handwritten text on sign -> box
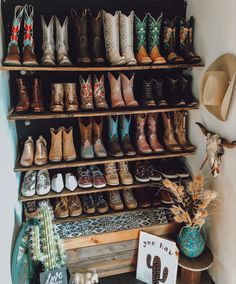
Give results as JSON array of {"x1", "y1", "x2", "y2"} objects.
[{"x1": 40, "y1": 267, "x2": 68, "y2": 284}]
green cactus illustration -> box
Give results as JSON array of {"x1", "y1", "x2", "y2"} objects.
[
  {"x1": 146, "y1": 254, "x2": 169, "y2": 284},
  {"x1": 30, "y1": 201, "x2": 65, "y2": 271}
]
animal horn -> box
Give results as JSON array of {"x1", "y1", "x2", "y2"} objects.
[
  {"x1": 196, "y1": 122, "x2": 210, "y2": 136},
  {"x1": 221, "y1": 139, "x2": 236, "y2": 149}
]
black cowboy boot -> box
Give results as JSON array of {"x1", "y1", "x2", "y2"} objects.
[
  {"x1": 165, "y1": 76, "x2": 185, "y2": 106},
  {"x1": 141, "y1": 79, "x2": 156, "y2": 107},
  {"x1": 152, "y1": 78, "x2": 168, "y2": 106},
  {"x1": 180, "y1": 75, "x2": 198, "y2": 106}
]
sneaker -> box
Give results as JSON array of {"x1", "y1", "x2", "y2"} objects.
[
  {"x1": 24, "y1": 200, "x2": 39, "y2": 219},
  {"x1": 122, "y1": 189, "x2": 137, "y2": 209},
  {"x1": 104, "y1": 163, "x2": 119, "y2": 186},
  {"x1": 134, "y1": 188, "x2": 152, "y2": 208},
  {"x1": 108, "y1": 191, "x2": 124, "y2": 211},
  {"x1": 65, "y1": 173, "x2": 77, "y2": 191},
  {"x1": 81, "y1": 194, "x2": 96, "y2": 214},
  {"x1": 93, "y1": 192, "x2": 109, "y2": 214},
  {"x1": 77, "y1": 166, "x2": 92, "y2": 188},
  {"x1": 51, "y1": 173, "x2": 64, "y2": 193},
  {"x1": 160, "y1": 189, "x2": 174, "y2": 204},
  {"x1": 68, "y1": 195, "x2": 82, "y2": 217},
  {"x1": 135, "y1": 161, "x2": 150, "y2": 182},
  {"x1": 175, "y1": 158, "x2": 191, "y2": 178},
  {"x1": 54, "y1": 197, "x2": 69, "y2": 218},
  {"x1": 144, "y1": 161, "x2": 162, "y2": 181},
  {"x1": 157, "y1": 159, "x2": 178, "y2": 179},
  {"x1": 89, "y1": 166, "x2": 106, "y2": 188},
  {"x1": 21, "y1": 171, "x2": 37, "y2": 197},
  {"x1": 118, "y1": 162, "x2": 133, "y2": 185},
  {"x1": 36, "y1": 170, "x2": 50, "y2": 195}
]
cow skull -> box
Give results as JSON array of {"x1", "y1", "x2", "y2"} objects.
[{"x1": 196, "y1": 122, "x2": 236, "y2": 177}]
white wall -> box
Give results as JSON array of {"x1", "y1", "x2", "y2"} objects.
[{"x1": 187, "y1": 1, "x2": 236, "y2": 283}]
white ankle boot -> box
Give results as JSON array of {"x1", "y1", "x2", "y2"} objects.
[{"x1": 41, "y1": 16, "x2": 55, "y2": 66}]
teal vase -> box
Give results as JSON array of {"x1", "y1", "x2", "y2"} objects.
[{"x1": 177, "y1": 226, "x2": 205, "y2": 258}]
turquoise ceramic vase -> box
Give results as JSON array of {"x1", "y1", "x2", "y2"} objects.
[{"x1": 177, "y1": 226, "x2": 205, "y2": 258}]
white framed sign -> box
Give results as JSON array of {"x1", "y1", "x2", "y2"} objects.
[{"x1": 136, "y1": 231, "x2": 179, "y2": 284}]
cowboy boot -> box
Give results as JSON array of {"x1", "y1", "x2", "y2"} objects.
[
  {"x1": 31, "y1": 79, "x2": 44, "y2": 112},
  {"x1": 141, "y1": 79, "x2": 156, "y2": 107},
  {"x1": 134, "y1": 14, "x2": 152, "y2": 65},
  {"x1": 20, "y1": 136, "x2": 34, "y2": 167},
  {"x1": 71, "y1": 9, "x2": 91, "y2": 64},
  {"x1": 93, "y1": 117, "x2": 108, "y2": 158},
  {"x1": 135, "y1": 114, "x2": 152, "y2": 154},
  {"x1": 49, "y1": 127, "x2": 63, "y2": 162},
  {"x1": 108, "y1": 72, "x2": 125, "y2": 108},
  {"x1": 120, "y1": 115, "x2": 136, "y2": 156},
  {"x1": 147, "y1": 13, "x2": 166, "y2": 65},
  {"x1": 51, "y1": 83, "x2": 64, "y2": 112},
  {"x1": 121, "y1": 73, "x2": 139, "y2": 108},
  {"x1": 152, "y1": 78, "x2": 168, "y2": 106},
  {"x1": 180, "y1": 75, "x2": 198, "y2": 106},
  {"x1": 34, "y1": 136, "x2": 48, "y2": 165},
  {"x1": 63, "y1": 126, "x2": 77, "y2": 161},
  {"x1": 147, "y1": 113, "x2": 165, "y2": 153},
  {"x1": 64, "y1": 83, "x2": 79, "y2": 111},
  {"x1": 119, "y1": 11, "x2": 137, "y2": 65},
  {"x1": 165, "y1": 76, "x2": 185, "y2": 106},
  {"x1": 4, "y1": 6, "x2": 24, "y2": 66},
  {"x1": 108, "y1": 116, "x2": 124, "y2": 157},
  {"x1": 102, "y1": 11, "x2": 126, "y2": 66},
  {"x1": 22, "y1": 5, "x2": 38, "y2": 66},
  {"x1": 78, "y1": 118, "x2": 94, "y2": 159},
  {"x1": 79, "y1": 75, "x2": 94, "y2": 110},
  {"x1": 88, "y1": 10, "x2": 105, "y2": 64},
  {"x1": 179, "y1": 16, "x2": 201, "y2": 64},
  {"x1": 15, "y1": 78, "x2": 30, "y2": 112},
  {"x1": 163, "y1": 18, "x2": 184, "y2": 64},
  {"x1": 161, "y1": 112, "x2": 182, "y2": 152},
  {"x1": 41, "y1": 16, "x2": 56, "y2": 66},
  {"x1": 93, "y1": 75, "x2": 109, "y2": 110},
  {"x1": 55, "y1": 16, "x2": 72, "y2": 66},
  {"x1": 173, "y1": 111, "x2": 196, "y2": 151}
]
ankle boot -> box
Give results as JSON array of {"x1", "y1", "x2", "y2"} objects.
[
  {"x1": 121, "y1": 73, "x2": 139, "y2": 108},
  {"x1": 108, "y1": 116, "x2": 124, "y2": 157},
  {"x1": 71, "y1": 9, "x2": 91, "y2": 64},
  {"x1": 64, "y1": 83, "x2": 79, "y2": 111},
  {"x1": 152, "y1": 79, "x2": 168, "y2": 106},
  {"x1": 49, "y1": 127, "x2": 63, "y2": 162},
  {"x1": 34, "y1": 136, "x2": 48, "y2": 165},
  {"x1": 31, "y1": 79, "x2": 44, "y2": 112},
  {"x1": 134, "y1": 14, "x2": 152, "y2": 65},
  {"x1": 55, "y1": 16, "x2": 72, "y2": 66},
  {"x1": 15, "y1": 78, "x2": 30, "y2": 112},
  {"x1": 88, "y1": 10, "x2": 105, "y2": 64},
  {"x1": 108, "y1": 72, "x2": 125, "y2": 108},
  {"x1": 135, "y1": 114, "x2": 152, "y2": 154},
  {"x1": 63, "y1": 126, "x2": 77, "y2": 161},
  {"x1": 102, "y1": 11, "x2": 126, "y2": 66},
  {"x1": 147, "y1": 113, "x2": 165, "y2": 153},
  {"x1": 147, "y1": 13, "x2": 166, "y2": 65},
  {"x1": 79, "y1": 75, "x2": 94, "y2": 110},
  {"x1": 41, "y1": 16, "x2": 56, "y2": 66},
  {"x1": 180, "y1": 75, "x2": 198, "y2": 106},
  {"x1": 165, "y1": 76, "x2": 185, "y2": 106},
  {"x1": 141, "y1": 80, "x2": 156, "y2": 107},
  {"x1": 119, "y1": 11, "x2": 137, "y2": 65},
  {"x1": 173, "y1": 111, "x2": 196, "y2": 151},
  {"x1": 22, "y1": 5, "x2": 38, "y2": 66},
  {"x1": 163, "y1": 18, "x2": 184, "y2": 64},
  {"x1": 120, "y1": 115, "x2": 136, "y2": 156},
  {"x1": 162, "y1": 112, "x2": 182, "y2": 152},
  {"x1": 78, "y1": 118, "x2": 94, "y2": 159},
  {"x1": 20, "y1": 136, "x2": 34, "y2": 167},
  {"x1": 93, "y1": 117, "x2": 108, "y2": 158},
  {"x1": 93, "y1": 75, "x2": 109, "y2": 110},
  {"x1": 51, "y1": 83, "x2": 64, "y2": 112},
  {"x1": 179, "y1": 16, "x2": 201, "y2": 64},
  {"x1": 4, "y1": 5, "x2": 24, "y2": 66}
]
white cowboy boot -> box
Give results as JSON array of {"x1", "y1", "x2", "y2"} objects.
[
  {"x1": 119, "y1": 11, "x2": 137, "y2": 65},
  {"x1": 55, "y1": 16, "x2": 72, "y2": 66},
  {"x1": 102, "y1": 11, "x2": 126, "y2": 66},
  {"x1": 41, "y1": 16, "x2": 55, "y2": 66}
]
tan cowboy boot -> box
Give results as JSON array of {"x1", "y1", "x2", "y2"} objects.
[
  {"x1": 63, "y1": 126, "x2": 77, "y2": 161},
  {"x1": 121, "y1": 73, "x2": 139, "y2": 108},
  {"x1": 135, "y1": 114, "x2": 152, "y2": 154},
  {"x1": 49, "y1": 127, "x2": 63, "y2": 162},
  {"x1": 93, "y1": 117, "x2": 107, "y2": 158},
  {"x1": 162, "y1": 112, "x2": 182, "y2": 152},
  {"x1": 34, "y1": 136, "x2": 48, "y2": 165},
  {"x1": 64, "y1": 83, "x2": 79, "y2": 112},
  {"x1": 108, "y1": 72, "x2": 125, "y2": 109},
  {"x1": 147, "y1": 113, "x2": 165, "y2": 153},
  {"x1": 78, "y1": 118, "x2": 94, "y2": 159},
  {"x1": 51, "y1": 83, "x2": 64, "y2": 112},
  {"x1": 20, "y1": 136, "x2": 34, "y2": 167}
]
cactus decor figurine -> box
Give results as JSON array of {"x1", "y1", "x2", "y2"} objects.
[
  {"x1": 146, "y1": 254, "x2": 169, "y2": 284},
  {"x1": 30, "y1": 201, "x2": 65, "y2": 271}
]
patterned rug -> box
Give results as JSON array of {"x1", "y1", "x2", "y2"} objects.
[{"x1": 56, "y1": 207, "x2": 172, "y2": 239}]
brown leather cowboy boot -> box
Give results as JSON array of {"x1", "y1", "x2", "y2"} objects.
[
  {"x1": 108, "y1": 72, "x2": 125, "y2": 108},
  {"x1": 93, "y1": 117, "x2": 108, "y2": 158},
  {"x1": 51, "y1": 83, "x2": 64, "y2": 112},
  {"x1": 93, "y1": 75, "x2": 109, "y2": 110},
  {"x1": 135, "y1": 114, "x2": 152, "y2": 154},
  {"x1": 121, "y1": 73, "x2": 139, "y2": 108},
  {"x1": 120, "y1": 115, "x2": 136, "y2": 156},
  {"x1": 49, "y1": 127, "x2": 63, "y2": 162},
  {"x1": 64, "y1": 83, "x2": 79, "y2": 112},
  {"x1": 63, "y1": 126, "x2": 77, "y2": 161},
  {"x1": 161, "y1": 112, "x2": 182, "y2": 152},
  {"x1": 79, "y1": 75, "x2": 94, "y2": 110},
  {"x1": 15, "y1": 78, "x2": 30, "y2": 112},
  {"x1": 78, "y1": 118, "x2": 94, "y2": 159},
  {"x1": 31, "y1": 79, "x2": 44, "y2": 112},
  {"x1": 147, "y1": 113, "x2": 165, "y2": 153},
  {"x1": 108, "y1": 116, "x2": 124, "y2": 157}
]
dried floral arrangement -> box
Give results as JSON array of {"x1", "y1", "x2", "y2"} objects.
[{"x1": 162, "y1": 175, "x2": 218, "y2": 227}]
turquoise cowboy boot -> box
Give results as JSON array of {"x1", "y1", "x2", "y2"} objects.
[
  {"x1": 108, "y1": 116, "x2": 124, "y2": 157},
  {"x1": 120, "y1": 115, "x2": 136, "y2": 156}
]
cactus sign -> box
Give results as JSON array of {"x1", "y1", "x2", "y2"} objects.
[{"x1": 136, "y1": 231, "x2": 179, "y2": 284}]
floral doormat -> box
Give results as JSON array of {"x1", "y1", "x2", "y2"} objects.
[{"x1": 55, "y1": 207, "x2": 172, "y2": 239}]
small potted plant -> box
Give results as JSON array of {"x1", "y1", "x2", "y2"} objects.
[{"x1": 162, "y1": 175, "x2": 217, "y2": 258}]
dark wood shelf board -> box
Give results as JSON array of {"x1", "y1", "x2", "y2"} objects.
[{"x1": 15, "y1": 151, "x2": 195, "y2": 172}]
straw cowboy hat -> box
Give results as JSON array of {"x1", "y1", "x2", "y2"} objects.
[{"x1": 200, "y1": 53, "x2": 236, "y2": 121}]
